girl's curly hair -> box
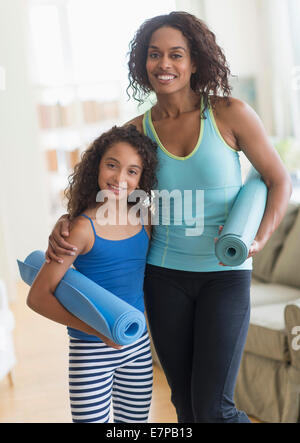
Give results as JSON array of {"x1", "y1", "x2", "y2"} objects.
[
  {"x1": 65, "y1": 125, "x2": 158, "y2": 220},
  {"x1": 127, "y1": 11, "x2": 232, "y2": 115}
]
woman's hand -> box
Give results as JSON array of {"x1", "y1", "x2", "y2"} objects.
[
  {"x1": 246, "y1": 236, "x2": 267, "y2": 259},
  {"x1": 215, "y1": 225, "x2": 266, "y2": 265},
  {"x1": 214, "y1": 225, "x2": 227, "y2": 266},
  {"x1": 45, "y1": 214, "x2": 78, "y2": 263}
]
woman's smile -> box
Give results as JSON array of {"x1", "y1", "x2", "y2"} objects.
[{"x1": 155, "y1": 73, "x2": 177, "y2": 85}]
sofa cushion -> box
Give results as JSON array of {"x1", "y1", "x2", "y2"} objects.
[
  {"x1": 235, "y1": 352, "x2": 292, "y2": 423},
  {"x1": 245, "y1": 303, "x2": 289, "y2": 362},
  {"x1": 250, "y1": 278, "x2": 300, "y2": 307},
  {"x1": 285, "y1": 299, "x2": 300, "y2": 370},
  {"x1": 272, "y1": 208, "x2": 300, "y2": 289},
  {"x1": 252, "y1": 203, "x2": 299, "y2": 282}
]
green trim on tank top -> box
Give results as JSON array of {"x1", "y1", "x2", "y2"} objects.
[
  {"x1": 143, "y1": 102, "x2": 204, "y2": 161},
  {"x1": 161, "y1": 225, "x2": 169, "y2": 267},
  {"x1": 208, "y1": 106, "x2": 240, "y2": 153}
]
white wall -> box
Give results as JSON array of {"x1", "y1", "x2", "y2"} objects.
[
  {"x1": 176, "y1": 0, "x2": 205, "y2": 17},
  {"x1": 202, "y1": 0, "x2": 273, "y2": 134},
  {"x1": 0, "y1": 0, "x2": 50, "y2": 300},
  {"x1": 203, "y1": 0, "x2": 260, "y2": 76}
]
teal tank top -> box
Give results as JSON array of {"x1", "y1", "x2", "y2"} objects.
[{"x1": 143, "y1": 101, "x2": 253, "y2": 272}]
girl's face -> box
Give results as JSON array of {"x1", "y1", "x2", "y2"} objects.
[
  {"x1": 98, "y1": 142, "x2": 143, "y2": 200},
  {"x1": 146, "y1": 26, "x2": 196, "y2": 96}
]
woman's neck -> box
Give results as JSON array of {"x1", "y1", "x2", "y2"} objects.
[{"x1": 153, "y1": 89, "x2": 201, "y2": 119}]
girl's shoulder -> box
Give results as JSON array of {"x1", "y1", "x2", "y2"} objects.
[{"x1": 69, "y1": 215, "x2": 94, "y2": 254}]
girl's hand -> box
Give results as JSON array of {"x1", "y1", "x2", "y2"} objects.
[
  {"x1": 45, "y1": 214, "x2": 78, "y2": 264},
  {"x1": 96, "y1": 332, "x2": 123, "y2": 350}
]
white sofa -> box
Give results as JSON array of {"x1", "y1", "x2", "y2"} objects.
[
  {"x1": 235, "y1": 202, "x2": 300, "y2": 423},
  {"x1": 0, "y1": 280, "x2": 16, "y2": 385}
]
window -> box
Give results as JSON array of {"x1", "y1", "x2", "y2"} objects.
[
  {"x1": 28, "y1": 0, "x2": 177, "y2": 219},
  {"x1": 29, "y1": 0, "x2": 176, "y2": 88}
]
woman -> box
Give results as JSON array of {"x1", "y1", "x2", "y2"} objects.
[{"x1": 46, "y1": 12, "x2": 292, "y2": 423}]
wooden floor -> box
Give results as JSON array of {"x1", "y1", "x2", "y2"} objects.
[{"x1": 0, "y1": 282, "x2": 259, "y2": 423}]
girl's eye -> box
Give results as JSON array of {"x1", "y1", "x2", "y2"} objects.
[
  {"x1": 149, "y1": 53, "x2": 159, "y2": 59},
  {"x1": 129, "y1": 170, "x2": 137, "y2": 175},
  {"x1": 107, "y1": 163, "x2": 115, "y2": 168},
  {"x1": 171, "y1": 54, "x2": 182, "y2": 59}
]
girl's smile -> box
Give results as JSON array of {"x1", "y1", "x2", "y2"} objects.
[{"x1": 107, "y1": 183, "x2": 128, "y2": 195}]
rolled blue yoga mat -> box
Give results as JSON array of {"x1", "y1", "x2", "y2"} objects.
[
  {"x1": 17, "y1": 250, "x2": 146, "y2": 345},
  {"x1": 215, "y1": 167, "x2": 268, "y2": 266}
]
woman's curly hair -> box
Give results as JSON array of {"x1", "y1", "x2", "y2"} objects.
[
  {"x1": 65, "y1": 125, "x2": 158, "y2": 220},
  {"x1": 127, "y1": 11, "x2": 232, "y2": 115}
]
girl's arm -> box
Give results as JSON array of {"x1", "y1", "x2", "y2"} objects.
[
  {"x1": 227, "y1": 98, "x2": 293, "y2": 257},
  {"x1": 27, "y1": 220, "x2": 122, "y2": 349}
]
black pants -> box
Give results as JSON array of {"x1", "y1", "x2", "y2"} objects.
[{"x1": 144, "y1": 264, "x2": 252, "y2": 423}]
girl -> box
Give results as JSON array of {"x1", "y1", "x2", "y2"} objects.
[
  {"x1": 27, "y1": 125, "x2": 158, "y2": 423},
  {"x1": 46, "y1": 12, "x2": 292, "y2": 423}
]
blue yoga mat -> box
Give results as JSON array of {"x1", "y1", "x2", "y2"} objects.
[
  {"x1": 17, "y1": 250, "x2": 146, "y2": 345},
  {"x1": 215, "y1": 167, "x2": 268, "y2": 266}
]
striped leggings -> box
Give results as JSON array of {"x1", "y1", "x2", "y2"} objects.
[{"x1": 68, "y1": 331, "x2": 153, "y2": 423}]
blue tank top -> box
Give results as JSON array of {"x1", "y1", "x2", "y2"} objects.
[
  {"x1": 143, "y1": 101, "x2": 252, "y2": 272},
  {"x1": 68, "y1": 214, "x2": 149, "y2": 341}
]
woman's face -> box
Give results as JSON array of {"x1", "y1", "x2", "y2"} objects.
[{"x1": 146, "y1": 26, "x2": 196, "y2": 96}]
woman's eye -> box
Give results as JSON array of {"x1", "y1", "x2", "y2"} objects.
[
  {"x1": 129, "y1": 170, "x2": 137, "y2": 175},
  {"x1": 149, "y1": 53, "x2": 159, "y2": 59},
  {"x1": 171, "y1": 54, "x2": 182, "y2": 59},
  {"x1": 107, "y1": 163, "x2": 115, "y2": 168}
]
